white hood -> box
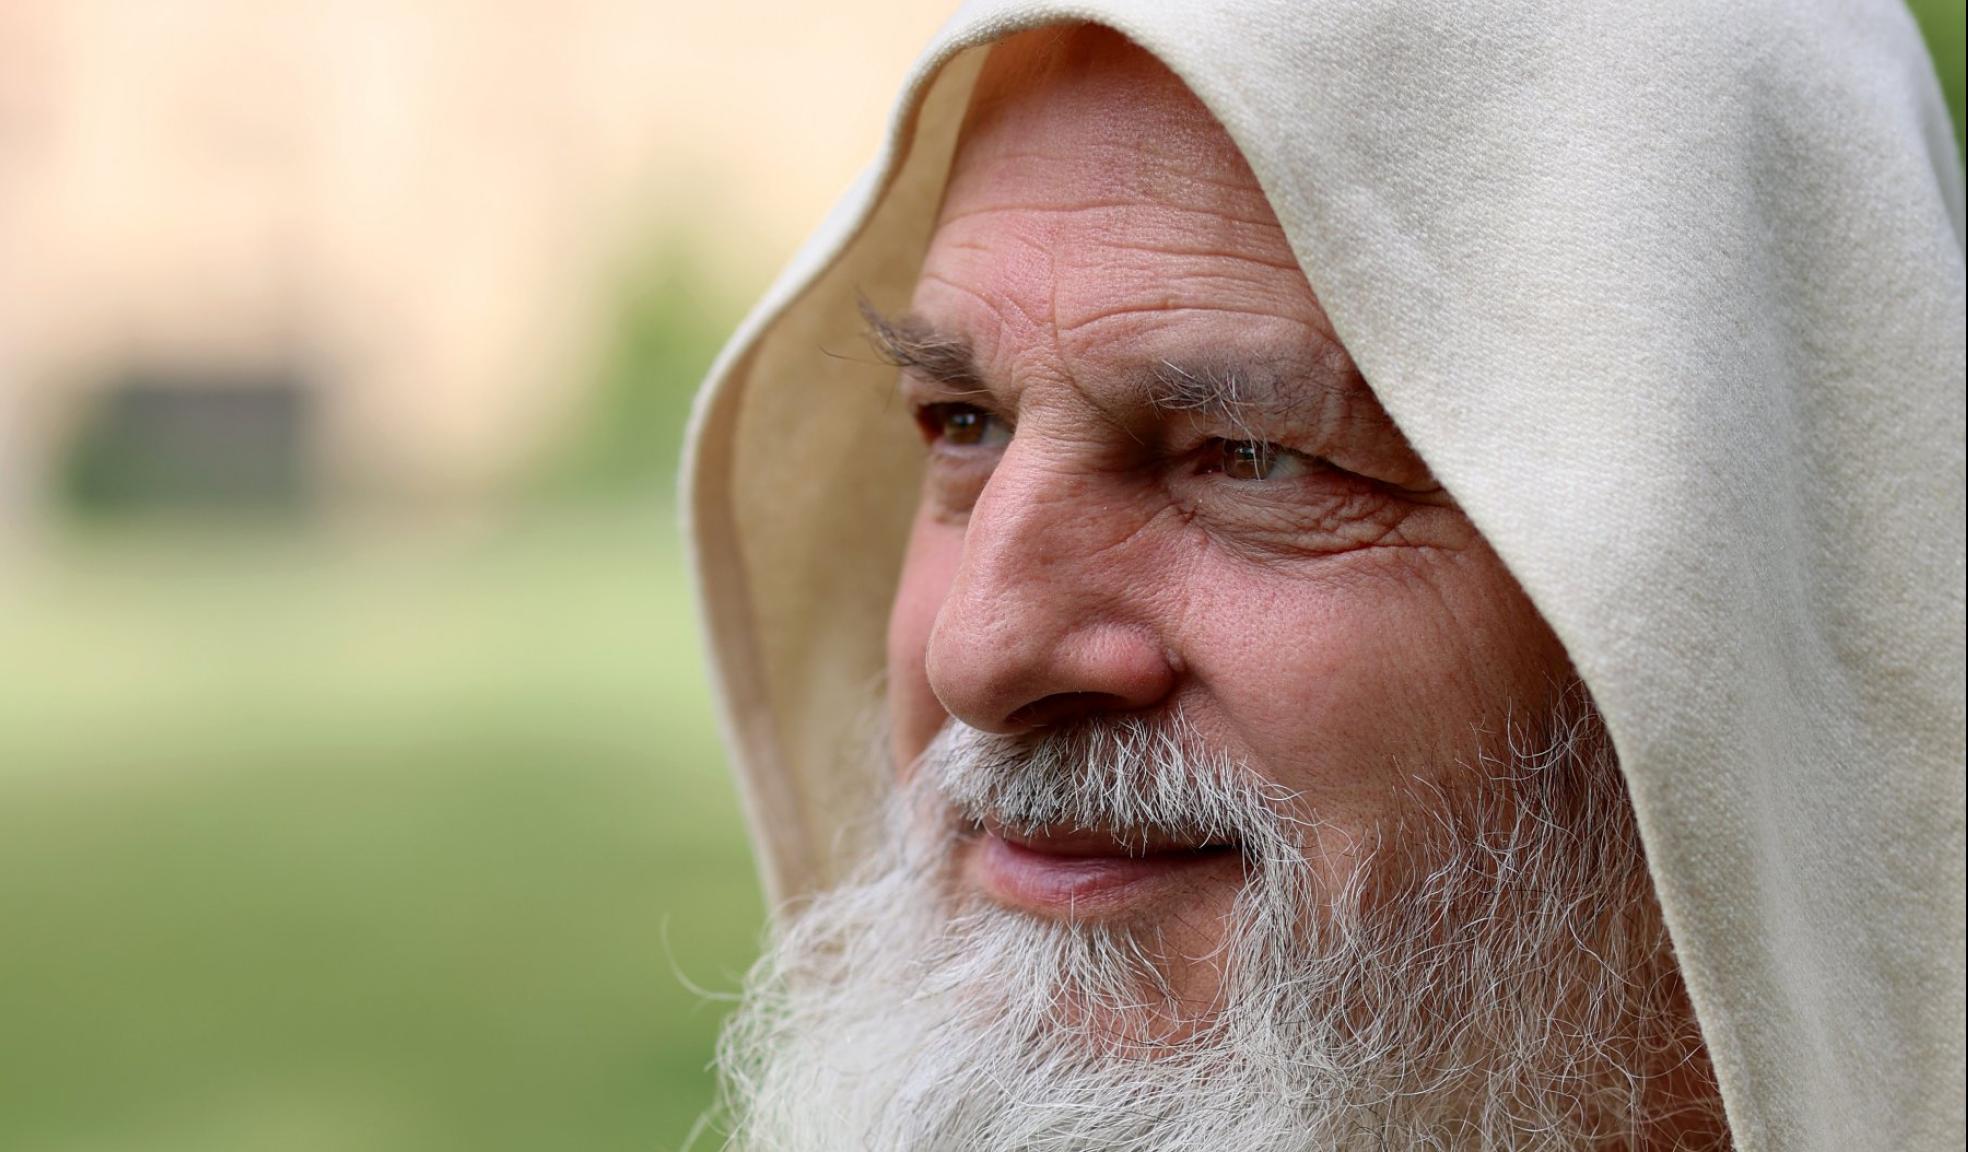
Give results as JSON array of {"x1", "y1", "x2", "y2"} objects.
[{"x1": 683, "y1": 2, "x2": 1967, "y2": 1148}]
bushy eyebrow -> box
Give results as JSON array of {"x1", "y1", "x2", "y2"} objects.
[
  {"x1": 1147, "y1": 360, "x2": 1282, "y2": 443},
  {"x1": 860, "y1": 300, "x2": 985, "y2": 394},
  {"x1": 862, "y1": 299, "x2": 1352, "y2": 442}
]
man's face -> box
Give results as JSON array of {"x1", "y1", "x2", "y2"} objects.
[
  {"x1": 884, "y1": 32, "x2": 1572, "y2": 1002},
  {"x1": 719, "y1": 29, "x2": 1724, "y2": 1152}
]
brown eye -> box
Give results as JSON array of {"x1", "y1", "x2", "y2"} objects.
[
  {"x1": 1215, "y1": 439, "x2": 1303, "y2": 481},
  {"x1": 916, "y1": 403, "x2": 1011, "y2": 448}
]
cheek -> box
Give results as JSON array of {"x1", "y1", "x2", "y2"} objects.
[
  {"x1": 1181, "y1": 547, "x2": 1569, "y2": 808},
  {"x1": 886, "y1": 510, "x2": 963, "y2": 773}
]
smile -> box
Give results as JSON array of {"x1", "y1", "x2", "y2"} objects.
[{"x1": 963, "y1": 817, "x2": 1247, "y2": 919}]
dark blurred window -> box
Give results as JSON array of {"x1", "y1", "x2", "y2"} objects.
[{"x1": 58, "y1": 369, "x2": 313, "y2": 513}]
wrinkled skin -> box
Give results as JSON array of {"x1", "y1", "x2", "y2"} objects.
[{"x1": 885, "y1": 29, "x2": 1576, "y2": 1001}]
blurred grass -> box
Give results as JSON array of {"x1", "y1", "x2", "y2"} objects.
[{"x1": 0, "y1": 503, "x2": 759, "y2": 1152}]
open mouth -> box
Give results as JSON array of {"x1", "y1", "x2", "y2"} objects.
[{"x1": 962, "y1": 816, "x2": 1247, "y2": 917}]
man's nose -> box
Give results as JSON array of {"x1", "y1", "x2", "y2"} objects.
[{"x1": 923, "y1": 445, "x2": 1177, "y2": 733}]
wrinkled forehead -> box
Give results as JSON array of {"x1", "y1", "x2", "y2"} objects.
[
  {"x1": 942, "y1": 26, "x2": 1277, "y2": 268},
  {"x1": 951, "y1": 26, "x2": 1260, "y2": 203},
  {"x1": 914, "y1": 24, "x2": 1364, "y2": 436}
]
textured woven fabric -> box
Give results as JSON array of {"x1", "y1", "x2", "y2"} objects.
[{"x1": 682, "y1": 2, "x2": 1967, "y2": 1147}]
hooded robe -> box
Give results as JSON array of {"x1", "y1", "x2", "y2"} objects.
[{"x1": 683, "y1": 2, "x2": 1968, "y2": 1148}]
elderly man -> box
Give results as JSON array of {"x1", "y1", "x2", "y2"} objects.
[{"x1": 685, "y1": 3, "x2": 1964, "y2": 1150}]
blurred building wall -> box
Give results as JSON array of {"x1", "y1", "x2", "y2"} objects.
[{"x1": 0, "y1": 0, "x2": 952, "y2": 512}]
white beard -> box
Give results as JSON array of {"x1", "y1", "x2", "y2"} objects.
[{"x1": 713, "y1": 706, "x2": 1719, "y2": 1151}]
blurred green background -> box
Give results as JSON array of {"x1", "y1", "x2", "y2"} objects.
[
  {"x1": 0, "y1": 254, "x2": 761, "y2": 1149},
  {"x1": 0, "y1": 4, "x2": 1960, "y2": 1151}
]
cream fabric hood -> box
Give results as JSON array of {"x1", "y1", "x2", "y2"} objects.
[{"x1": 683, "y1": 1, "x2": 1966, "y2": 1147}]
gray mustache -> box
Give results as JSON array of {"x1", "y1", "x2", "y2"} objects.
[{"x1": 912, "y1": 715, "x2": 1304, "y2": 861}]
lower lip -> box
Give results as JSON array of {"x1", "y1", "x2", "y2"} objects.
[{"x1": 966, "y1": 832, "x2": 1244, "y2": 918}]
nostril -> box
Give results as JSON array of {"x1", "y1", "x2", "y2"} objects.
[{"x1": 1006, "y1": 692, "x2": 1139, "y2": 730}]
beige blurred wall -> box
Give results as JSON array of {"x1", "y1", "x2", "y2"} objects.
[{"x1": 0, "y1": 0, "x2": 953, "y2": 511}]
